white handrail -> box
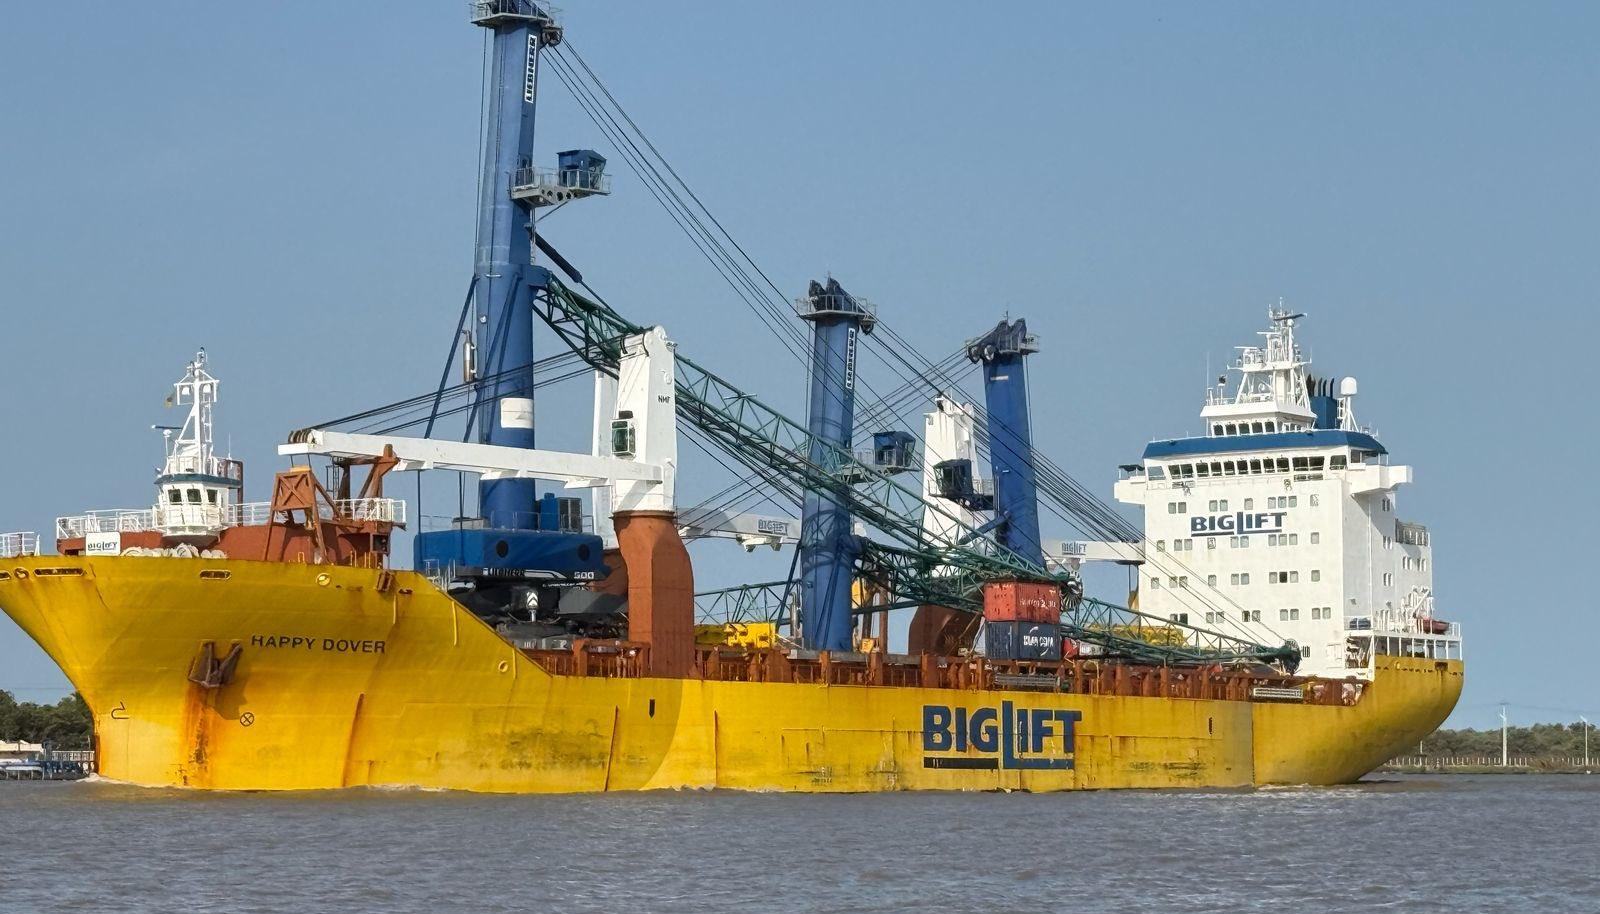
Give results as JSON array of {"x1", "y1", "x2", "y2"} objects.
[
  {"x1": 0, "y1": 532, "x2": 39, "y2": 558},
  {"x1": 56, "y1": 510, "x2": 158, "y2": 539},
  {"x1": 55, "y1": 498, "x2": 406, "y2": 538}
]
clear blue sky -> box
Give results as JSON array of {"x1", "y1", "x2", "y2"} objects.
[{"x1": 1, "y1": 2, "x2": 1594, "y2": 729}]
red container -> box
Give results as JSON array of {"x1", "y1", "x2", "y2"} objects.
[{"x1": 982, "y1": 580, "x2": 1062, "y2": 623}]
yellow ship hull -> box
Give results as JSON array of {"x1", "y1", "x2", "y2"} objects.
[{"x1": 0, "y1": 557, "x2": 1462, "y2": 792}]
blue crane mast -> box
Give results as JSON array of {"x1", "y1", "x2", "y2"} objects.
[
  {"x1": 470, "y1": 1, "x2": 560, "y2": 529},
  {"x1": 412, "y1": 3, "x2": 615, "y2": 617},
  {"x1": 797, "y1": 279, "x2": 874, "y2": 651},
  {"x1": 968, "y1": 319, "x2": 1045, "y2": 569}
]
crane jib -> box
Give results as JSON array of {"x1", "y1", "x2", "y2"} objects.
[{"x1": 522, "y1": 266, "x2": 1292, "y2": 666}]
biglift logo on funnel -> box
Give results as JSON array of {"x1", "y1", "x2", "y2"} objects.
[
  {"x1": 1190, "y1": 510, "x2": 1288, "y2": 537},
  {"x1": 921, "y1": 702, "x2": 1082, "y2": 770}
]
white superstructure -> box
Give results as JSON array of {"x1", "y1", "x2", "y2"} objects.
[
  {"x1": 152, "y1": 350, "x2": 245, "y2": 541},
  {"x1": 1113, "y1": 310, "x2": 1460, "y2": 678}
]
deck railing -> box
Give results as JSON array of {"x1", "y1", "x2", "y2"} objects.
[
  {"x1": 55, "y1": 498, "x2": 406, "y2": 540},
  {"x1": 0, "y1": 532, "x2": 39, "y2": 558},
  {"x1": 55, "y1": 510, "x2": 157, "y2": 539}
]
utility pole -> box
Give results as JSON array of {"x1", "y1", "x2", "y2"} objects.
[
  {"x1": 1581, "y1": 715, "x2": 1590, "y2": 769},
  {"x1": 1500, "y1": 703, "x2": 1509, "y2": 768}
]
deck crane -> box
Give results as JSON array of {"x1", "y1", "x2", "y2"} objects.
[
  {"x1": 284, "y1": 253, "x2": 1297, "y2": 667},
  {"x1": 526, "y1": 263, "x2": 1299, "y2": 667},
  {"x1": 286, "y1": 0, "x2": 1295, "y2": 668}
]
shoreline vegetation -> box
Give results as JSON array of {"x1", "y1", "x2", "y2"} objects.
[
  {"x1": 0, "y1": 690, "x2": 92, "y2": 750},
  {"x1": 1383, "y1": 720, "x2": 1595, "y2": 774}
]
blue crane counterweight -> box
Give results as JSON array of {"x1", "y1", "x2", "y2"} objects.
[
  {"x1": 471, "y1": 2, "x2": 560, "y2": 529},
  {"x1": 798, "y1": 279, "x2": 874, "y2": 651},
  {"x1": 969, "y1": 319, "x2": 1045, "y2": 570}
]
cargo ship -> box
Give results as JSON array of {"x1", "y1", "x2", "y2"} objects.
[{"x1": 0, "y1": 3, "x2": 1460, "y2": 792}]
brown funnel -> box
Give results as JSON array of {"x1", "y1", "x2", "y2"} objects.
[{"x1": 614, "y1": 510, "x2": 695, "y2": 677}]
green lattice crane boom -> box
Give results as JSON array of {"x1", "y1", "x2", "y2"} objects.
[{"x1": 531, "y1": 269, "x2": 1298, "y2": 667}]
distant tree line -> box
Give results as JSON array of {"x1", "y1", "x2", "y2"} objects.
[
  {"x1": 1422, "y1": 721, "x2": 1595, "y2": 758},
  {"x1": 0, "y1": 690, "x2": 93, "y2": 750}
]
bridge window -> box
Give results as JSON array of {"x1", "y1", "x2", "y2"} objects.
[
  {"x1": 1277, "y1": 457, "x2": 1291, "y2": 472},
  {"x1": 1213, "y1": 424, "x2": 1224, "y2": 436},
  {"x1": 1330, "y1": 455, "x2": 1347, "y2": 470},
  {"x1": 186, "y1": 488, "x2": 201, "y2": 504},
  {"x1": 167, "y1": 489, "x2": 182, "y2": 504},
  {"x1": 207, "y1": 490, "x2": 218, "y2": 505}
]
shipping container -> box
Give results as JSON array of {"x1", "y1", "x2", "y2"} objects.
[
  {"x1": 985, "y1": 620, "x2": 1062, "y2": 661},
  {"x1": 982, "y1": 580, "x2": 1063, "y2": 623}
]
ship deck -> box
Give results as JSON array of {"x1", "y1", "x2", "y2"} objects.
[{"x1": 524, "y1": 640, "x2": 1364, "y2": 707}]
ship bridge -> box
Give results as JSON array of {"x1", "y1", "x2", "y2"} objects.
[{"x1": 1110, "y1": 308, "x2": 1456, "y2": 681}]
